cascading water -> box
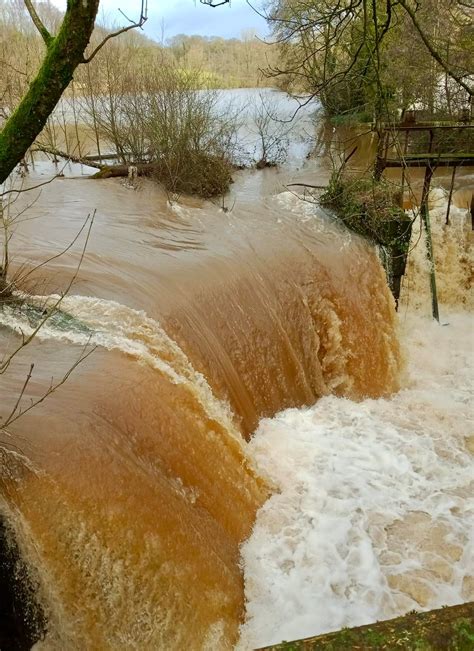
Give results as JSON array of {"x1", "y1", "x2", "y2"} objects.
[
  {"x1": 0, "y1": 170, "x2": 403, "y2": 648},
  {"x1": 238, "y1": 193, "x2": 474, "y2": 649}
]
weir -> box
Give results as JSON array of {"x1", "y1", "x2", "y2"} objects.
[
  {"x1": 1, "y1": 0, "x2": 473, "y2": 642},
  {"x1": 0, "y1": 179, "x2": 403, "y2": 648}
]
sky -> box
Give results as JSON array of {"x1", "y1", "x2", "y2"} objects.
[{"x1": 51, "y1": 1, "x2": 269, "y2": 41}]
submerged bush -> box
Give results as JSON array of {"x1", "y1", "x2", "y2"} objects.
[
  {"x1": 320, "y1": 174, "x2": 411, "y2": 247},
  {"x1": 154, "y1": 151, "x2": 233, "y2": 198},
  {"x1": 320, "y1": 174, "x2": 413, "y2": 302},
  {"x1": 145, "y1": 67, "x2": 237, "y2": 198},
  {"x1": 82, "y1": 62, "x2": 238, "y2": 198}
]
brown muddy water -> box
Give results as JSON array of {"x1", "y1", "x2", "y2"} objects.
[{"x1": 0, "y1": 136, "x2": 472, "y2": 648}]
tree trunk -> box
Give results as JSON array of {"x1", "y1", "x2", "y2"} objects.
[
  {"x1": 91, "y1": 163, "x2": 158, "y2": 179},
  {"x1": 0, "y1": 0, "x2": 100, "y2": 185},
  {"x1": 34, "y1": 145, "x2": 103, "y2": 169}
]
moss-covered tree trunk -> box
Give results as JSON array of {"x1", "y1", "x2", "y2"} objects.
[{"x1": 0, "y1": 0, "x2": 100, "y2": 185}]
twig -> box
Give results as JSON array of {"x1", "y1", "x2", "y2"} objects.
[
  {"x1": 2, "y1": 344, "x2": 96, "y2": 429},
  {"x1": 200, "y1": 0, "x2": 231, "y2": 6},
  {"x1": 1, "y1": 363, "x2": 34, "y2": 427},
  {"x1": 286, "y1": 183, "x2": 327, "y2": 189},
  {"x1": 82, "y1": 0, "x2": 148, "y2": 63},
  {"x1": 1, "y1": 172, "x2": 64, "y2": 198},
  {"x1": 0, "y1": 211, "x2": 95, "y2": 375}
]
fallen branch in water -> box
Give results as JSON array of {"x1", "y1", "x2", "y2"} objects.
[
  {"x1": 31, "y1": 146, "x2": 240, "y2": 197},
  {"x1": 33, "y1": 145, "x2": 103, "y2": 169},
  {"x1": 82, "y1": 153, "x2": 131, "y2": 162},
  {"x1": 90, "y1": 163, "x2": 157, "y2": 179}
]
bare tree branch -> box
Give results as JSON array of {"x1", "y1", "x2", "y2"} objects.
[
  {"x1": 83, "y1": 0, "x2": 148, "y2": 64},
  {"x1": 199, "y1": 0, "x2": 231, "y2": 6},
  {"x1": 33, "y1": 144, "x2": 103, "y2": 169},
  {"x1": 23, "y1": 0, "x2": 53, "y2": 46},
  {"x1": 2, "y1": 363, "x2": 34, "y2": 427},
  {"x1": 397, "y1": 0, "x2": 473, "y2": 97},
  {"x1": 1, "y1": 343, "x2": 96, "y2": 429},
  {"x1": 0, "y1": 210, "x2": 95, "y2": 375},
  {"x1": 0, "y1": 171, "x2": 66, "y2": 199},
  {"x1": 0, "y1": 60, "x2": 28, "y2": 77}
]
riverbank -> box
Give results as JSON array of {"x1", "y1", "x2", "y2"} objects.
[{"x1": 259, "y1": 602, "x2": 474, "y2": 650}]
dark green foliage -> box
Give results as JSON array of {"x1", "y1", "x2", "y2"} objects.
[
  {"x1": 320, "y1": 174, "x2": 411, "y2": 248},
  {"x1": 320, "y1": 173, "x2": 413, "y2": 302}
]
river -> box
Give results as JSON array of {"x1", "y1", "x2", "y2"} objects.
[{"x1": 0, "y1": 89, "x2": 472, "y2": 649}]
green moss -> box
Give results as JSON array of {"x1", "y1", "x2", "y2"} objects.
[
  {"x1": 364, "y1": 627, "x2": 388, "y2": 646},
  {"x1": 0, "y1": 0, "x2": 100, "y2": 183},
  {"x1": 320, "y1": 174, "x2": 411, "y2": 248},
  {"x1": 261, "y1": 603, "x2": 474, "y2": 651},
  {"x1": 451, "y1": 617, "x2": 474, "y2": 650}
]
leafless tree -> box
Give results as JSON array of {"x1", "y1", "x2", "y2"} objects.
[
  {"x1": 0, "y1": 0, "x2": 148, "y2": 184},
  {"x1": 251, "y1": 93, "x2": 292, "y2": 167}
]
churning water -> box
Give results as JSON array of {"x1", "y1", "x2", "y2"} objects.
[
  {"x1": 0, "y1": 104, "x2": 472, "y2": 649},
  {"x1": 0, "y1": 168, "x2": 401, "y2": 648},
  {"x1": 238, "y1": 196, "x2": 474, "y2": 649}
]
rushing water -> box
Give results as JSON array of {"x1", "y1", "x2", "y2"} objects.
[
  {"x1": 238, "y1": 198, "x2": 474, "y2": 648},
  {"x1": 239, "y1": 313, "x2": 473, "y2": 649},
  {"x1": 0, "y1": 179, "x2": 400, "y2": 648},
  {"x1": 0, "y1": 90, "x2": 473, "y2": 648}
]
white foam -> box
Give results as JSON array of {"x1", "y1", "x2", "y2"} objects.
[
  {"x1": 238, "y1": 311, "x2": 474, "y2": 648},
  {"x1": 0, "y1": 294, "x2": 243, "y2": 448},
  {"x1": 401, "y1": 192, "x2": 473, "y2": 312}
]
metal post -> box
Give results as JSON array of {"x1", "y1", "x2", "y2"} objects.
[
  {"x1": 445, "y1": 166, "x2": 456, "y2": 225},
  {"x1": 374, "y1": 130, "x2": 386, "y2": 181},
  {"x1": 420, "y1": 163, "x2": 439, "y2": 322},
  {"x1": 400, "y1": 129, "x2": 409, "y2": 202}
]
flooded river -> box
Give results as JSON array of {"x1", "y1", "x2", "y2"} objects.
[{"x1": 0, "y1": 90, "x2": 472, "y2": 649}]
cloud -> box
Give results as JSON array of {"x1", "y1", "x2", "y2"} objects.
[
  {"x1": 149, "y1": 0, "x2": 268, "y2": 40},
  {"x1": 51, "y1": 0, "x2": 268, "y2": 40}
]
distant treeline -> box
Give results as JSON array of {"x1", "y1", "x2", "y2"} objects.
[
  {"x1": 164, "y1": 33, "x2": 277, "y2": 89},
  {"x1": 0, "y1": 0, "x2": 276, "y2": 114}
]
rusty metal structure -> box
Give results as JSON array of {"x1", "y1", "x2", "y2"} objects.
[{"x1": 375, "y1": 123, "x2": 474, "y2": 320}]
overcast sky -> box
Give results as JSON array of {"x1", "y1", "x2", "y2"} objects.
[{"x1": 51, "y1": 0, "x2": 269, "y2": 40}]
